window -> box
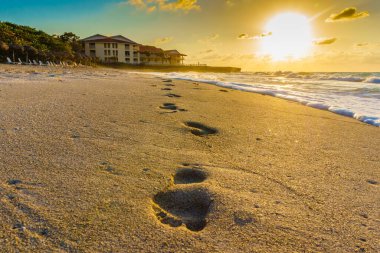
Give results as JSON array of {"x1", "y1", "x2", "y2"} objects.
[
  {"x1": 89, "y1": 43, "x2": 95, "y2": 49},
  {"x1": 125, "y1": 51, "x2": 130, "y2": 56},
  {"x1": 125, "y1": 58, "x2": 130, "y2": 62},
  {"x1": 134, "y1": 58, "x2": 138, "y2": 62},
  {"x1": 125, "y1": 44, "x2": 130, "y2": 50},
  {"x1": 104, "y1": 43, "x2": 113, "y2": 49}
]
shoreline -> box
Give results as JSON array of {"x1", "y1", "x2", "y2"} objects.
[
  {"x1": 0, "y1": 66, "x2": 379, "y2": 252},
  {"x1": 100, "y1": 63, "x2": 242, "y2": 73},
  {"x1": 150, "y1": 72, "x2": 380, "y2": 127}
]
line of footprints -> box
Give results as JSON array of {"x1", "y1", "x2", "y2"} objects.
[
  {"x1": 152, "y1": 79, "x2": 218, "y2": 232},
  {"x1": 159, "y1": 79, "x2": 219, "y2": 137},
  {"x1": 152, "y1": 166, "x2": 212, "y2": 232}
]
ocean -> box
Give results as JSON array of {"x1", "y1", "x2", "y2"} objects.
[
  {"x1": 156, "y1": 71, "x2": 380, "y2": 127},
  {"x1": 1, "y1": 67, "x2": 379, "y2": 127}
]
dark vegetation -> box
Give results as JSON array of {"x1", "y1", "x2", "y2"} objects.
[
  {"x1": 0, "y1": 21, "x2": 94, "y2": 64},
  {"x1": 0, "y1": 21, "x2": 241, "y2": 71}
]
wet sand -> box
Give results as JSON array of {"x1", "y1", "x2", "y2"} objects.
[{"x1": 0, "y1": 65, "x2": 379, "y2": 252}]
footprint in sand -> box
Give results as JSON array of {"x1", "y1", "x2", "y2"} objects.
[
  {"x1": 174, "y1": 168, "x2": 208, "y2": 184},
  {"x1": 160, "y1": 103, "x2": 187, "y2": 113},
  {"x1": 161, "y1": 88, "x2": 172, "y2": 91},
  {"x1": 153, "y1": 167, "x2": 212, "y2": 232},
  {"x1": 165, "y1": 93, "x2": 182, "y2": 98},
  {"x1": 153, "y1": 187, "x2": 212, "y2": 232},
  {"x1": 7, "y1": 179, "x2": 22, "y2": 185},
  {"x1": 160, "y1": 103, "x2": 178, "y2": 111},
  {"x1": 162, "y1": 79, "x2": 173, "y2": 83},
  {"x1": 366, "y1": 179, "x2": 378, "y2": 185},
  {"x1": 184, "y1": 121, "x2": 218, "y2": 136}
]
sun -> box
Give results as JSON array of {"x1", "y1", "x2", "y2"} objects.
[{"x1": 260, "y1": 12, "x2": 313, "y2": 61}]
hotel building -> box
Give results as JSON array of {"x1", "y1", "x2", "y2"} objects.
[
  {"x1": 82, "y1": 34, "x2": 140, "y2": 64},
  {"x1": 82, "y1": 34, "x2": 186, "y2": 65}
]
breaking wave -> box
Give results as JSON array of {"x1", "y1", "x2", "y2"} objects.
[{"x1": 155, "y1": 71, "x2": 380, "y2": 127}]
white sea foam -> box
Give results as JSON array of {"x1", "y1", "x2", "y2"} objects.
[
  {"x1": 154, "y1": 71, "x2": 380, "y2": 127},
  {"x1": 1, "y1": 67, "x2": 379, "y2": 127}
]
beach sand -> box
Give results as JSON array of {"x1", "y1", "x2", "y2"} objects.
[{"x1": 0, "y1": 65, "x2": 379, "y2": 252}]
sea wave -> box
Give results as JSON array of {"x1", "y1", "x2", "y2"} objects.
[
  {"x1": 154, "y1": 71, "x2": 380, "y2": 127},
  {"x1": 364, "y1": 77, "x2": 380, "y2": 84}
]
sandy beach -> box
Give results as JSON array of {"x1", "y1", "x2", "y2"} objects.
[{"x1": 0, "y1": 65, "x2": 379, "y2": 252}]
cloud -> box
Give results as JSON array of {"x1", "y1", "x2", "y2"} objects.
[
  {"x1": 198, "y1": 34, "x2": 220, "y2": 44},
  {"x1": 237, "y1": 32, "x2": 272, "y2": 40},
  {"x1": 326, "y1": 7, "x2": 369, "y2": 22},
  {"x1": 199, "y1": 49, "x2": 214, "y2": 54},
  {"x1": 154, "y1": 37, "x2": 173, "y2": 45},
  {"x1": 314, "y1": 37, "x2": 337, "y2": 45},
  {"x1": 238, "y1": 34, "x2": 250, "y2": 39},
  {"x1": 126, "y1": 0, "x2": 145, "y2": 8},
  {"x1": 124, "y1": 0, "x2": 200, "y2": 13}
]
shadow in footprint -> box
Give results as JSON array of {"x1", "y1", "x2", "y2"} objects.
[
  {"x1": 174, "y1": 168, "x2": 207, "y2": 184},
  {"x1": 184, "y1": 121, "x2": 218, "y2": 136},
  {"x1": 160, "y1": 103, "x2": 187, "y2": 113},
  {"x1": 165, "y1": 93, "x2": 182, "y2": 98},
  {"x1": 153, "y1": 188, "x2": 212, "y2": 232},
  {"x1": 160, "y1": 103, "x2": 178, "y2": 111},
  {"x1": 162, "y1": 88, "x2": 172, "y2": 91},
  {"x1": 163, "y1": 79, "x2": 172, "y2": 83},
  {"x1": 8, "y1": 179, "x2": 22, "y2": 185},
  {"x1": 366, "y1": 179, "x2": 378, "y2": 185}
]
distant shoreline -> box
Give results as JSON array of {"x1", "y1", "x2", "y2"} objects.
[{"x1": 100, "y1": 63, "x2": 241, "y2": 73}]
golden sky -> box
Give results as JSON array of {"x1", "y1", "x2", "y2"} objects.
[
  {"x1": 3, "y1": 0, "x2": 379, "y2": 71},
  {"x1": 117, "y1": 0, "x2": 379, "y2": 72}
]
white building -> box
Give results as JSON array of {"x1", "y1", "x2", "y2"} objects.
[
  {"x1": 139, "y1": 45, "x2": 187, "y2": 66},
  {"x1": 82, "y1": 34, "x2": 140, "y2": 64}
]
